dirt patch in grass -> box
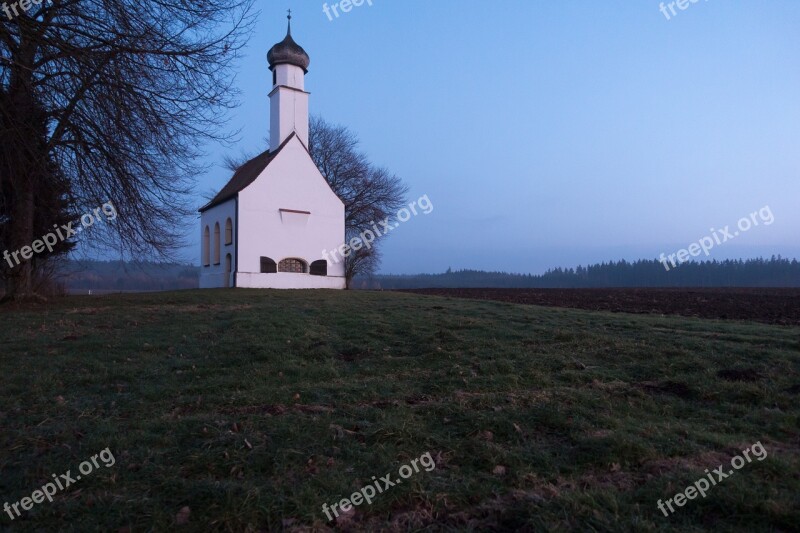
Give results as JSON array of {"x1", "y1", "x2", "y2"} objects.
[
  {"x1": 330, "y1": 503, "x2": 437, "y2": 533},
  {"x1": 64, "y1": 307, "x2": 109, "y2": 315},
  {"x1": 785, "y1": 384, "x2": 800, "y2": 395},
  {"x1": 645, "y1": 451, "x2": 731, "y2": 474},
  {"x1": 222, "y1": 404, "x2": 335, "y2": 416},
  {"x1": 636, "y1": 380, "x2": 695, "y2": 399},
  {"x1": 590, "y1": 379, "x2": 630, "y2": 392},
  {"x1": 369, "y1": 400, "x2": 398, "y2": 409},
  {"x1": 337, "y1": 346, "x2": 371, "y2": 361},
  {"x1": 717, "y1": 368, "x2": 763, "y2": 382},
  {"x1": 397, "y1": 288, "x2": 800, "y2": 325},
  {"x1": 519, "y1": 450, "x2": 734, "y2": 499},
  {"x1": 404, "y1": 394, "x2": 435, "y2": 405},
  {"x1": 143, "y1": 304, "x2": 254, "y2": 313}
]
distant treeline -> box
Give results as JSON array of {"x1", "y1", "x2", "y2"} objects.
[
  {"x1": 55, "y1": 257, "x2": 800, "y2": 292},
  {"x1": 61, "y1": 260, "x2": 198, "y2": 292},
  {"x1": 356, "y1": 257, "x2": 800, "y2": 289}
]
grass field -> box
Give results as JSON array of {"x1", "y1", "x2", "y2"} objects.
[{"x1": 1, "y1": 290, "x2": 798, "y2": 532}]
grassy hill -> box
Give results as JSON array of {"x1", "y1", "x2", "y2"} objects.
[{"x1": 1, "y1": 290, "x2": 798, "y2": 531}]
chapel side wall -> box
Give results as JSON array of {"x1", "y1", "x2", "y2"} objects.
[{"x1": 199, "y1": 200, "x2": 237, "y2": 288}]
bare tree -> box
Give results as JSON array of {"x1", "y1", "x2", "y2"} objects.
[
  {"x1": 308, "y1": 116, "x2": 408, "y2": 287},
  {"x1": 0, "y1": 0, "x2": 256, "y2": 300}
]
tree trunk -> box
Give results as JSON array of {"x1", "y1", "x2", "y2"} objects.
[
  {"x1": 2, "y1": 46, "x2": 41, "y2": 301},
  {"x1": 4, "y1": 175, "x2": 36, "y2": 300}
]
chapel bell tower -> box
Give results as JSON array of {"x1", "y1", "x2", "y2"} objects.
[{"x1": 267, "y1": 12, "x2": 311, "y2": 152}]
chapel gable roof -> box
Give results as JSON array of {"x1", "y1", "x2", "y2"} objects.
[{"x1": 199, "y1": 132, "x2": 297, "y2": 213}]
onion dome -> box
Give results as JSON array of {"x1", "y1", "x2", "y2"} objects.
[{"x1": 267, "y1": 14, "x2": 310, "y2": 73}]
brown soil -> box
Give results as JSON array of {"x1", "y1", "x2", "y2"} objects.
[{"x1": 396, "y1": 288, "x2": 800, "y2": 326}]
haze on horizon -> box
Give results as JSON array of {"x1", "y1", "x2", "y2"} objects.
[{"x1": 190, "y1": 1, "x2": 800, "y2": 275}]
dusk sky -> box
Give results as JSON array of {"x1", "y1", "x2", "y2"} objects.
[{"x1": 194, "y1": 1, "x2": 800, "y2": 274}]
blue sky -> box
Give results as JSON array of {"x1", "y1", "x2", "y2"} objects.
[{"x1": 193, "y1": 0, "x2": 800, "y2": 274}]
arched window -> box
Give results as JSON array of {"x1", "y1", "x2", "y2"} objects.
[
  {"x1": 260, "y1": 257, "x2": 277, "y2": 274},
  {"x1": 213, "y1": 223, "x2": 221, "y2": 265},
  {"x1": 310, "y1": 260, "x2": 327, "y2": 276},
  {"x1": 278, "y1": 258, "x2": 307, "y2": 274},
  {"x1": 225, "y1": 254, "x2": 232, "y2": 288},
  {"x1": 225, "y1": 218, "x2": 233, "y2": 245},
  {"x1": 202, "y1": 226, "x2": 210, "y2": 266}
]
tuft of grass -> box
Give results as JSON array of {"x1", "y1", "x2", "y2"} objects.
[{"x1": 0, "y1": 289, "x2": 798, "y2": 531}]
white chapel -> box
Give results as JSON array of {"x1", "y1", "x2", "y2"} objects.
[{"x1": 199, "y1": 16, "x2": 346, "y2": 290}]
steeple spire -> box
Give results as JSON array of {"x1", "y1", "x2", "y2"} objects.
[{"x1": 287, "y1": 9, "x2": 292, "y2": 35}]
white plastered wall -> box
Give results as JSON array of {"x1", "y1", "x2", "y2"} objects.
[
  {"x1": 199, "y1": 199, "x2": 237, "y2": 289},
  {"x1": 236, "y1": 135, "x2": 346, "y2": 289}
]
